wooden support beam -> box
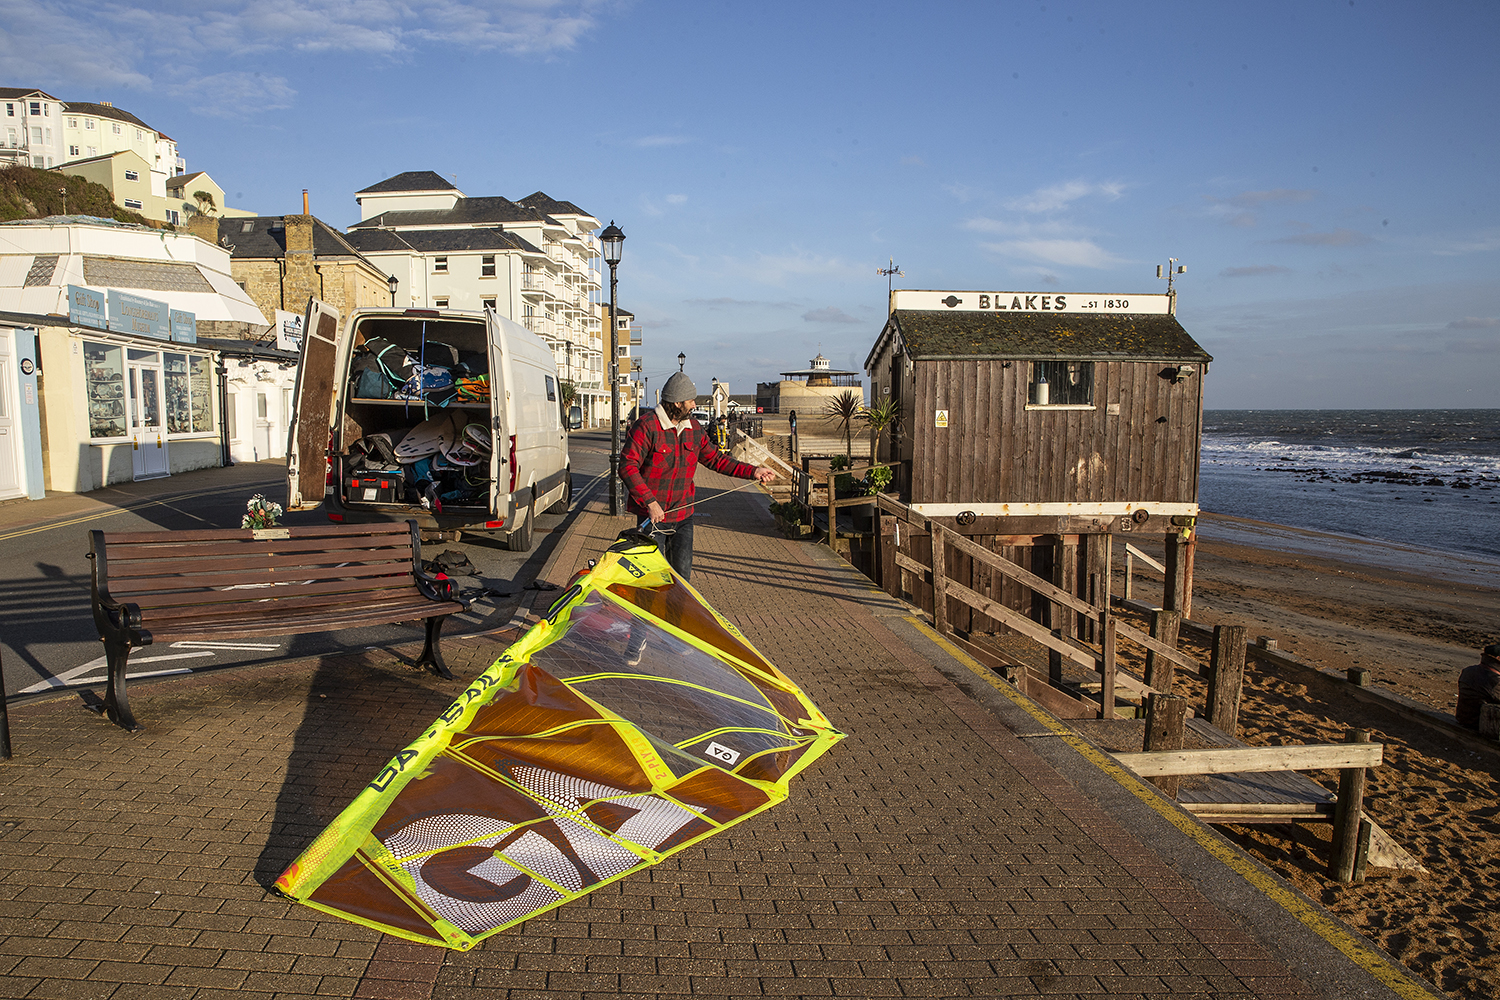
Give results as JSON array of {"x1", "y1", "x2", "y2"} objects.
[
  {"x1": 1112, "y1": 740, "x2": 1382, "y2": 777},
  {"x1": 928, "y1": 519, "x2": 949, "y2": 637},
  {"x1": 1207, "y1": 624, "x2": 1248, "y2": 736},
  {"x1": 930, "y1": 521, "x2": 1098, "y2": 619},
  {"x1": 1331, "y1": 729, "x2": 1371, "y2": 884},
  {"x1": 1144, "y1": 610, "x2": 1183, "y2": 693},
  {"x1": 942, "y1": 578, "x2": 1099, "y2": 670},
  {"x1": 1163, "y1": 529, "x2": 1189, "y2": 614},
  {"x1": 1144, "y1": 693, "x2": 1188, "y2": 796},
  {"x1": 1100, "y1": 614, "x2": 1117, "y2": 721}
]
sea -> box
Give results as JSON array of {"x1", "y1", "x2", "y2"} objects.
[{"x1": 1196, "y1": 409, "x2": 1500, "y2": 583}]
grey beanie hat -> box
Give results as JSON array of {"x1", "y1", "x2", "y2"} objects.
[{"x1": 661, "y1": 371, "x2": 697, "y2": 404}]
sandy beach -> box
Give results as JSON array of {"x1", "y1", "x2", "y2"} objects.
[{"x1": 1120, "y1": 512, "x2": 1500, "y2": 1000}]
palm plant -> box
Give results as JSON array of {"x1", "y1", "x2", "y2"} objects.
[
  {"x1": 861, "y1": 395, "x2": 898, "y2": 461},
  {"x1": 823, "y1": 390, "x2": 865, "y2": 459}
]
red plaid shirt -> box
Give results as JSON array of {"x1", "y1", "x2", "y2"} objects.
[{"x1": 620, "y1": 406, "x2": 756, "y2": 523}]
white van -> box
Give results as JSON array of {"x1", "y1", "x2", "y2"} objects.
[{"x1": 286, "y1": 299, "x2": 570, "y2": 550}]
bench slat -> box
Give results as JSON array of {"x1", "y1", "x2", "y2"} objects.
[
  {"x1": 104, "y1": 535, "x2": 413, "y2": 563},
  {"x1": 147, "y1": 599, "x2": 461, "y2": 642},
  {"x1": 97, "y1": 524, "x2": 411, "y2": 545},
  {"x1": 123, "y1": 578, "x2": 428, "y2": 614},
  {"x1": 110, "y1": 559, "x2": 415, "y2": 595}
]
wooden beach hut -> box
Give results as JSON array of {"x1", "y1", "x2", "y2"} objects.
[{"x1": 863, "y1": 288, "x2": 1212, "y2": 633}]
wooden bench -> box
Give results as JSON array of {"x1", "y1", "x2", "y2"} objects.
[{"x1": 89, "y1": 521, "x2": 466, "y2": 732}]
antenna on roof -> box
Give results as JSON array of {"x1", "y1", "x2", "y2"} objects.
[
  {"x1": 1156, "y1": 257, "x2": 1186, "y2": 314},
  {"x1": 877, "y1": 257, "x2": 904, "y2": 312}
]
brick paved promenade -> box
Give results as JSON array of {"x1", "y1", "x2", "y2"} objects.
[{"x1": 0, "y1": 471, "x2": 1436, "y2": 999}]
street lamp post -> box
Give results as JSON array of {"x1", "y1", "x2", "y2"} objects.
[
  {"x1": 387, "y1": 273, "x2": 399, "y2": 307},
  {"x1": 677, "y1": 352, "x2": 686, "y2": 373},
  {"x1": 600, "y1": 222, "x2": 626, "y2": 515}
]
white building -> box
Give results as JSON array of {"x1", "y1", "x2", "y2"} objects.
[
  {"x1": 2, "y1": 88, "x2": 187, "y2": 221},
  {"x1": 0, "y1": 216, "x2": 269, "y2": 491},
  {"x1": 343, "y1": 172, "x2": 615, "y2": 424},
  {"x1": 1, "y1": 88, "x2": 66, "y2": 169}
]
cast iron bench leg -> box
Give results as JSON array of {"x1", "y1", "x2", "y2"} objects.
[
  {"x1": 417, "y1": 615, "x2": 454, "y2": 680},
  {"x1": 102, "y1": 640, "x2": 142, "y2": 732}
]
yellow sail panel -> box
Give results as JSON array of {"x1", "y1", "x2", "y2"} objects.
[{"x1": 275, "y1": 535, "x2": 844, "y2": 950}]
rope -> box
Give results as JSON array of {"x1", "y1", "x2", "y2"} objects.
[{"x1": 638, "y1": 478, "x2": 767, "y2": 535}]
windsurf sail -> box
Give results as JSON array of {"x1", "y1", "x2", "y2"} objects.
[{"x1": 275, "y1": 533, "x2": 843, "y2": 950}]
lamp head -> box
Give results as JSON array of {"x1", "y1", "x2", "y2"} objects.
[{"x1": 600, "y1": 221, "x2": 625, "y2": 265}]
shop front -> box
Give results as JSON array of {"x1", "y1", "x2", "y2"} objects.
[
  {"x1": 41, "y1": 324, "x2": 221, "y2": 491},
  {"x1": 0, "y1": 323, "x2": 45, "y2": 501}
]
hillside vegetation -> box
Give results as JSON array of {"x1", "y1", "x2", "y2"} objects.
[{"x1": 0, "y1": 165, "x2": 159, "y2": 226}]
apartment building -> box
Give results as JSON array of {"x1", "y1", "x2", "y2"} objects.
[
  {"x1": 344, "y1": 172, "x2": 614, "y2": 424},
  {"x1": 2, "y1": 88, "x2": 186, "y2": 222}
]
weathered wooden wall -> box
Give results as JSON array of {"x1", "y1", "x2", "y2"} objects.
[{"x1": 907, "y1": 359, "x2": 1203, "y2": 506}]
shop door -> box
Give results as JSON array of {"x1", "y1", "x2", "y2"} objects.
[
  {"x1": 253, "y1": 392, "x2": 272, "y2": 460},
  {"x1": 0, "y1": 337, "x2": 20, "y2": 499},
  {"x1": 129, "y1": 363, "x2": 169, "y2": 479}
]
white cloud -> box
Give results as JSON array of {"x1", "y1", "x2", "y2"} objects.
[
  {"x1": 665, "y1": 194, "x2": 687, "y2": 205},
  {"x1": 1004, "y1": 180, "x2": 1123, "y2": 214},
  {"x1": 982, "y1": 239, "x2": 1125, "y2": 269},
  {"x1": 1448, "y1": 316, "x2": 1499, "y2": 329},
  {"x1": 191, "y1": 72, "x2": 297, "y2": 118},
  {"x1": 1220, "y1": 265, "x2": 1293, "y2": 278},
  {"x1": 1269, "y1": 228, "x2": 1375, "y2": 247},
  {"x1": 633, "y1": 135, "x2": 691, "y2": 148},
  {"x1": 0, "y1": 0, "x2": 605, "y2": 114},
  {"x1": 802, "y1": 307, "x2": 860, "y2": 324}
]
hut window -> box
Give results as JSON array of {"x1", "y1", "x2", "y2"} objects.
[{"x1": 1030, "y1": 361, "x2": 1093, "y2": 406}]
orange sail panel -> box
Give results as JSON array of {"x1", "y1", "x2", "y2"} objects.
[{"x1": 275, "y1": 535, "x2": 844, "y2": 950}]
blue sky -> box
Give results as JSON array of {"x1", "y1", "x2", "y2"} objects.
[{"x1": 5, "y1": 0, "x2": 1497, "y2": 408}]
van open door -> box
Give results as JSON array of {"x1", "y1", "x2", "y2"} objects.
[
  {"x1": 286, "y1": 298, "x2": 345, "y2": 511},
  {"x1": 484, "y1": 307, "x2": 508, "y2": 518}
]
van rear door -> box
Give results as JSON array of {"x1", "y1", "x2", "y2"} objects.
[
  {"x1": 285, "y1": 298, "x2": 345, "y2": 511},
  {"x1": 485, "y1": 308, "x2": 509, "y2": 516}
]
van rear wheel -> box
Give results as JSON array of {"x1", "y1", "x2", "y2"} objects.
[
  {"x1": 504, "y1": 501, "x2": 534, "y2": 552},
  {"x1": 546, "y1": 469, "x2": 571, "y2": 514}
]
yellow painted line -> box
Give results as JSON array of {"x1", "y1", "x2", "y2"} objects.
[
  {"x1": 0, "y1": 485, "x2": 271, "y2": 543},
  {"x1": 907, "y1": 616, "x2": 1434, "y2": 1000}
]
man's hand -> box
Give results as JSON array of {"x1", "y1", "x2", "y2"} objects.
[
  {"x1": 753, "y1": 466, "x2": 777, "y2": 484},
  {"x1": 646, "y1": 501, "x2": 666, "y2": 523}
]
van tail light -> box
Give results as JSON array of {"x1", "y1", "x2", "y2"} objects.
[
  {"x1": 325, "y1": 430, "x2": 336, "y2": 485},
  {"x1": 328, "y1": 513, "x2": 344, "y2": 522},
  {"x1": 508, "y1": 435, "x2": 518, "y2": 493}
]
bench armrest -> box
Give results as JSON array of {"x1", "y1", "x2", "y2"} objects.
[
  {"x1": 89, "y1": 530, "x2": 146, "y2": 640},
  {"x1": 407, "y1": 520, "x2": 466, "y2": 607}
]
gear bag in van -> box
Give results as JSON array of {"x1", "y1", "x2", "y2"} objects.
[{"x1": 349, "y1": 337, "x2": 414, "y2": 399}]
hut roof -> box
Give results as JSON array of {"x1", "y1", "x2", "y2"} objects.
[{"x1": 869, "y1": 309, "x2": 1212, "y2": 367}]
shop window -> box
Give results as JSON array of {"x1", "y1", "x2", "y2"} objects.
[
  {"x1": 84, "y1": 342, "x2": 127, "y2": 439},
  {"x1": 1030, "y1": 360, "x2": 1093, "y2": 407},
  {"x1": 164, "y1": 352, "x2": 214, "y2": 433}
]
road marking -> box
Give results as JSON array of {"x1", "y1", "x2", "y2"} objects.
[
  {"x1": 170, "y1": 641, "x2": 282, "y2": 651},
  {"x1": 0, "y1": 482, "x2": 278, "y2": 542},
  {"x1": 19, "y1": 650, "x2": 216, "y2": 694},
  {"x1": 907, "y1": 616, "x2": 1437, "y2": 1000}
]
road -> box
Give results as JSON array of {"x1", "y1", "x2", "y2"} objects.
[{"x1": 0, "y1": 430, "x2": 615, "y2": 704}]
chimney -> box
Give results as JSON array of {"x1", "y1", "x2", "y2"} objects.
[
  {"x1": 282, "y1": 214, "x2": 319, "y2": 311},
  {"x1": 302, "y1": 188, "x2": 309, "y2": 214},
  {"x1": 100, "y1": 101, "x2": 112, "y2": 107},
  {"x1": 187, "y1": 213, "x2": 218, "y2": 244}
]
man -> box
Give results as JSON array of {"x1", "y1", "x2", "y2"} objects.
[
  {"x1": 619, "y1": 371, "x2": 775, "y2": 581},
  {"x1": 1455, "y1": 641, "x2": 1500, "y2": 732}
]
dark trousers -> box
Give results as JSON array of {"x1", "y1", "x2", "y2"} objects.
[{"x1": 654, "y1": 517, "x2": 694, "y2": 581}]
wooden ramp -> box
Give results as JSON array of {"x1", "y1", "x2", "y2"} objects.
[{"x1": 1097, "y1": 716, "x2": 1426, "y2": 873}]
